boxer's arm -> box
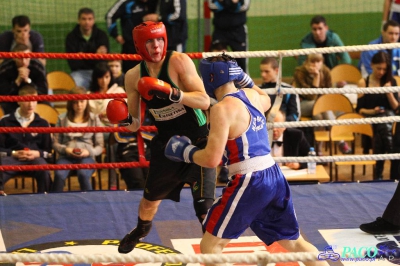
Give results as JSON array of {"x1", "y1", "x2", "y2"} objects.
[
  {"x1": 172, "y1": 53, "x2": 210, "y2": 110},
  {"x1": 192, "y1": 103, "x2": 231, "y2": 168},
  {"x1": 124, "y1": 69, "x2": 142, "y2": 132}
]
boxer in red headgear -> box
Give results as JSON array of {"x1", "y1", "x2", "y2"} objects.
[{"x1": 106, "y1": 21, "x2": 216, "y2": 254}]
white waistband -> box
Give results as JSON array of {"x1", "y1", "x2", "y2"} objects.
[
  {"x1": 227, "y1": 154, "x2": 275, "y2": 176},
  {"x1": 391, "y1": 2, "x2": 400, "y2": 12}
]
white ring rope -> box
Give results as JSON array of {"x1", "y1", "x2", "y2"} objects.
[
  {"x1": 0, "y1": 252, "x2": 322, "y2": 265},
  {"x1": 202, "y1": 42, "x2": 400, "y2": 58},
  {"x1": 268, "y1": 116, "x2": 400, "y2": 129},
  {"x1": 261, "y1": 86, "x2": 400, "y2": 95},
  {"x1": 275, "y1": 153, "x2": 400, "y2": 163}
]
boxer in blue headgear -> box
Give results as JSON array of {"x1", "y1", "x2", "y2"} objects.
[{"x1": 199, "y1": 53, "x2": 254, "y2": 99}]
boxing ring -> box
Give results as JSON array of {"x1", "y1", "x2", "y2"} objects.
[{"x1": 1, "y1": 43, "x2": 400, "y2": 265}]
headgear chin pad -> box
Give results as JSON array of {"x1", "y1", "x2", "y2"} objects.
[
  {"x1": 132, "y1": 21, "x2": 167, "y2": 62},
  {"x1": 199, "y1": 56, "x2": 242, "y2": 99}
]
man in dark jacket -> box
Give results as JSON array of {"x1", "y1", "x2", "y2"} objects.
[
  {"x1": 66, "y1": 7, "x2": 109, "y2": 90},
  {"x1": 0, "y1": 43, "x2": 48, "y2": 115},
  {"x1": 0, "y1": 85, "x2": 52, "y2": 195},
  {"x1": 105, "y1": 0, "x2": 158, "y2": 72},
  {"x1": 270, "y1": 110, "x2": 310, "y2": 170}
]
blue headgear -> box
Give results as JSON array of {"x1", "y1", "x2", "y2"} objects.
[{"x1": 199, "y1": 56, "x2": 242, "y2": 99}]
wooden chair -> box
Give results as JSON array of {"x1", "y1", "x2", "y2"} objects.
[
  {"x1": 46, "y1": 71, "x2": 76, "y2": 109},
  {"x1": 330, "y1": 64, "x2": 362, "y2": 86},
  {"x1": 312, "y1": 94, "x2": 354, "y2": 177},
  {"x1": 0, "y1": 106, "x2": 4, "y2": 118},
  {"x1": 330, "y1": 113, "x2": 375, "y2": 181},
  {"x1": 35, "y1": 103, "x2": 59, "y2": 127}
]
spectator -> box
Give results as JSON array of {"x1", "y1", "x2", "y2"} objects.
[
  {"x1": 66, "y1": 7, "x2": 110, "y2": 90},
  {"x1": 88, "y1": 62, "x2": 125, "y2": 128},
  {"x1": 357, "y1": 51, "x2": 399, "y2": 180},
  {"x1": 0, "y1": 84, "x2": 52, "y2": 195},
  {"x1": 0, "y1": 15, "x2": 46, "y2": 66},
  {"x1": 359, "y1": 20, "x2": 400, "y2": 78},
  {"x1": 108, "y1": 59, "x2": 124, "y2": 87},
  {"x1": 52, "y1": 87, "x2": 104, "y2": 192},
  {"x1": 105, "y1": 0, "x2": 158, "y2": 72},
  {"x1": 143, "y1": 0, "x2": 188, "y2": 52},
  {"x1": 294, "y1": 53, "x2": 351, "y2": 155},
  {"x1": 298, "y1": 15, "x2": 351, "y2": 69},
  {"x1": 383, "y1": 0, "x2": 400, "y2": 26},
  {"x1": 260, "y1": 57, "x2": 300, "y2": 122},
  {"x1": 271, "y1": 110, "x2": 310, "y2": 170},
  {"x1": 0, "y1": 43, "x2": 48, "y2": 115},
  {"x1": 112, "y1": 110, "x2": 154, "y2": 190},
  {"x1": 207, "y1": 0, "x2": 250, "y2": 73}
]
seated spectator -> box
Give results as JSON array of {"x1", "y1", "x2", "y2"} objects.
[
  {"x1": 0, "y1": 85, "x2": 52, "y2": 195},
  {"x1": 0, "y1": 43, "x2": 48, "y2": 115},
  {"x1": 66, "y1": 7, "x2": 109, "y2": 90},
  {"x1": 359, "y1": 20, "x2": 400, "y2": 78},
  {"x1": 88, "y1": 62, "x2": 125, "y2": 128},
  {"x1": 108, "y1": 59, "x2": 124, "y2": 88},
  {"x1": 260, "y1": 57, "x2": 300, "y2": 121},
  {"x1": 357, "y1": 51, "x2": 399, "y2": 180},
  {"x1": 298, "y1": 15, "x2": 351, "y2": 69},
  {"x1": 294, "y1": 53, "x2": 351, "y2": 155},
  {"x1": 52, "y1": 87, "x2": 104, "y2": 192},
  {"x1": 111, "y1": 109, "x2": 154, "y2": 190},
  {"x1": 270, "y1": 110, "x2": 310, "y2": 170},
  {"x1": 0, "y1": 15, "x2": 46, "y2": 66}
]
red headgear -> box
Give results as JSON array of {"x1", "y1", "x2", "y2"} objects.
[{"x1": 133, "y1": 21, "x2": 167, "y2": 62}]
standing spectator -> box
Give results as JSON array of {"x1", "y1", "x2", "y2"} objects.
[
  {"x1": 298, "y1": 15, "x2": 351, "y2": 69},
  {"x1": 0, "y1": 15, "x2": 46, "y2": 66},
  {"x1": 208, "y1": 0, "x2": 250, "y2": 73},
  {"x1": 66, "y1": 7, "x2": 110, "y2": 90},
  {"x1": 0, "y1": 43, "x2": 48, "y2": 115},
  {"x1": 0, "y1": 85, "x2": 52, "y2": 195},
  {"x1": 143, "y1": 0, "x2": 188, "y2": 52},
  {"x1": 105, "y1": 0, "x2": 158, "y2": 72},
  {"x1": 108, "y1": 59, "x2": 125, "y2": 87},
  {"x1": 357, "y1": 51, "x2": 399, "y2": 180},
  {"x1": 52, "y1": 87, "x2": 104, "y2": 192},
  {"x1": 260, "y1": 57, "x2": 300, "y2": 122},
  {"x1": 294, "y1": 53, "x2": 351, "y2": 155},
  {"x1": 383, "y1": 0, "x2": 400, "y2": 26},
  {"x1": 359, "y1": 20, "x2": 400, "y2": 77},
  {"x1": 270, "y1": 110, "x2": 310, "y2": 170}
]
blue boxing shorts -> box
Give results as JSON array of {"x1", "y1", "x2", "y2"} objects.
[{"x1": 203, "y1": 163, "x2": 300, "y2": 245}]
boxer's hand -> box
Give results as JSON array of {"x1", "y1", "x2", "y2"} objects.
[
  {"x1": 234, "y1": 69, "x2": 254, "y2": 89},
  {"x1": 106, "y1": 99, "x2": 133, "y2": 126},
  {"x1": 138, "y1": 77, "x2": 182, "y2": 103},
  {"x1": 165, "y1": 135, "x2": 199, "y2": 163}
]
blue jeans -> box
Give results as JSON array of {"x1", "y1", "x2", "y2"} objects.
[
  {"x1": 70, "y1": 70, "x2": 93, "y2": 90},
  {"x1": 53, "y1": 157, "x2": 95, "y2": 192}
]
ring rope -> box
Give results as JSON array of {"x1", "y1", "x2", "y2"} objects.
[
  {"x1": 1, "y1": 117, "x2": 396, "y2": 134},
  {"x1": 3, "y1": 42, "x2": 400, "y2": 61},
  {"x1": 262, "y1": 86, "x2": 400, "y2": 95},
  {"x1": 0, "y1": 251, "x2": 322, "y2": 265}
]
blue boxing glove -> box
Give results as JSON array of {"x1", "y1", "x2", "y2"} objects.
[
  {"x1": 235, "y1": 71, "x2": 254, "y2": 89},
  {"x1": 165, "y1": 135, "x2": 200, "y2": 163}
]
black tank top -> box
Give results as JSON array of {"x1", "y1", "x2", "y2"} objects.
[{"x1": 140, "y1": 51, "x2": 208, "y2": 141}]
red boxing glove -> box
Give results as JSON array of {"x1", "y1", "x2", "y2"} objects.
[
  {"x1": 106, "y1": 99, "x2": 133, "y2": 126},
  {"x1": 138, "y1": 77, "x2": 182, "y2": 103}
]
